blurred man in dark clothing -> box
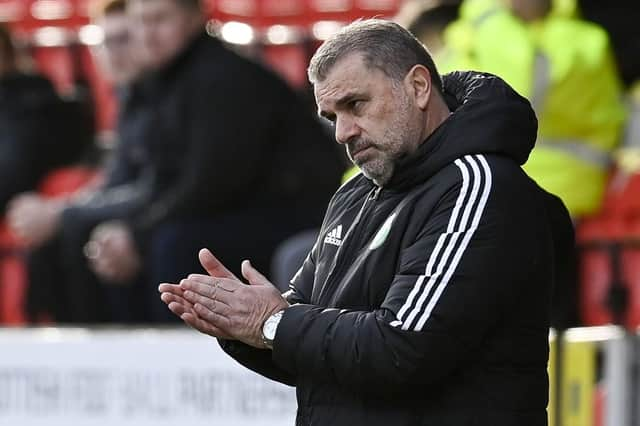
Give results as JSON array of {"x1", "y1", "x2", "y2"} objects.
[
  {"x1": 8, "y1": 0, "x2": 146, "y2": 322},
  {"x1": 85, "y1": 0, "x2": 343, "y2": 322},
  {"x1": 0, "y1": 24, "x2": 92, "y2": 212},
  {"x1": 11, "y1": 0, "x2": 343, "y2": 323}
]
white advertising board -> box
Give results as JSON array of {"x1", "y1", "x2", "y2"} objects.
[{"x1": 0, "y1": 328, "x2": 297, "y2": 426}]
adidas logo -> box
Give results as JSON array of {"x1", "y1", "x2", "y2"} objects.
[{"x1": 324, "y1": 225, "x2": 343, "y2": 247}]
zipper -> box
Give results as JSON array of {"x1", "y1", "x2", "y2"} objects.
[{"x1": 316, "y1": 185, "x2": 383, "y2": 304}]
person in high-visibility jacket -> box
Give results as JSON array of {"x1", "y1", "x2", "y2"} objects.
[{"x1": 440, "y1": 0, "x2": 627, "y2": 217}]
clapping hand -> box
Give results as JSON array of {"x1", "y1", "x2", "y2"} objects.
[{"x1": 159, "y1": 249, "x2": 288, "y2": 348}]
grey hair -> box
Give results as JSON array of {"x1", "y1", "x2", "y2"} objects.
[{"x1": 308, "y1": 19, "x2": 443, "y2": 93}]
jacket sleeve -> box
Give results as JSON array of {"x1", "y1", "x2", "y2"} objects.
[
  {"x1": 217, "y1": 339, "x2": 297, "y2": 386},
  {"x1": 65, "y1": 143, "x2": 152, "y2": 223},
  {"x1": 271, "y1": 164, "x2": 532, "y2": 393},
  {"x1": 216, "y1": 239, "x2": 320, "y2": 386}
]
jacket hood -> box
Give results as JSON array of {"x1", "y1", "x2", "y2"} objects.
[{"x1": 387, "y1": 71, "x2": 538, "y2": 190}]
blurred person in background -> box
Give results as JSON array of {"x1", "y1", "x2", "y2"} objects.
[
  {"x1": 442, "y1": 0, "x2": 626, "y2": 219},
  {"x1": 102, "y1": 0, "x2": 342, "y2": 322},
  {"x1": 0, "y1": 24, "x2": 92, "y2": 213},
  {"x1": 440, "y1": 0, "x2": 627, "y2": 328},
  {"x1": 8, "y1": 0, "x2": 148, "y2": 323},
  {"x1": 13, "y1": 0, "x2": 343, "y2": 323}
]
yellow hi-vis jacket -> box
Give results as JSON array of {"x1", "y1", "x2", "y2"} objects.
[{"x1": 441, "y1": 1, "x2": 627, "y2": 217}]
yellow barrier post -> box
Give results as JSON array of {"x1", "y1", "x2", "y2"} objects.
[{"x1": 561, "y1": 326, "x2": 631, "y2": 426}]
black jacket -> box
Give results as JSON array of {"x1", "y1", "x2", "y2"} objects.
[
  {"x1": 221, "y1": 72, "x2": 572, "y2": 426},
  {"x1": 71, "y1": 32, "x2": 343, "y2": 235},
  {"x1": 0, "y1": 73, "x2": 91, "y2": 211}
]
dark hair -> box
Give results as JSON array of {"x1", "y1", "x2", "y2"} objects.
[
  {"x1": 91, "y1": 0, "x2": 127, "y2": 19},
  {"x1": 308, "y1": 19, "x2": 443, "y2": 93},
  {"x1": 0, "y1": 24, "x2": 15, "y2": 64}
]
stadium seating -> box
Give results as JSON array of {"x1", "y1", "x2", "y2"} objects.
[
  {"x1": 0, "y1": 167, "x2": 98, "y2": 325},
  {"x1": 577, "y1": 169, "x2": 640, "y2": 330}
]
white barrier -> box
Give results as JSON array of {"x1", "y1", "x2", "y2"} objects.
[{"x1": 0, "y1": 328, "x2": 297, "y2": 426}]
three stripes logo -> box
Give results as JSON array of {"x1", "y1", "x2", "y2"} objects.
[
  {"x1": 324, "y1": 224, "x2": 343, "y2": 247},
  {"x1": 391, "y1": 154, "x2": 493, "y2": 331}
]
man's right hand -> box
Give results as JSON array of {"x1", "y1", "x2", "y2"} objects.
[
  {"x1": 7, "y1": 193, "x2": 64, "y2": 248},
  {"x1": 159, "y1": 249, "x2": 238, "y2": 340}
]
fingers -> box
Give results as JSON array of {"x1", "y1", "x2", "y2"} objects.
[
  {"x1": 199, "y1": 249, "x2": 238, "y2": 280},
  {"x1": 182, "y1": 289, "x2": 216, "y2": 312},
  {"x1": 241, "y1": 260, "x2": 271, "y2": 286},
  {"x1": 168, "y1": 301, "x2": 190, "y2": 316},
  {"x1": 192, "y1": 302, "x2": 230, "y2": 327},
  {"x1": 182, "y1": 290, "x2": 231, "y2": 316},
  {"x1": 181, "y1": 312, "x2": 232, "y2": 339},
  {"x1": 161, "y1": 292, "x2": 193, "y2": 309},
  {"x1": 158, "y1": 283, "x2": 184, "y2": 295},
  {"x1": 180, "y1": 277, "x2": 238, "y2": 304}
]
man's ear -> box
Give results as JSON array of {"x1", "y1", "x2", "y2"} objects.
[{"x1": 404, "y1": 65, "x2": 432, "y2": 110}]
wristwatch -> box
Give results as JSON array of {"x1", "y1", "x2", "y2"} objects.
[{"x1": 262, "y1": 309, "x2": 284, "y2": 350}]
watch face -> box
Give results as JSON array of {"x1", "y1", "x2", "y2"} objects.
[
  {"x1": 264, "y1": 320, "x2": 278, "y2": 340},
  {"x1": 263, "y1": 311, "x2": 283, "y2": 341}
]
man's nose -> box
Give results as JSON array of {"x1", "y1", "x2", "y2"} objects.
[{"x1": 335, "y1": 116, "x2": 360, "y2": 145}]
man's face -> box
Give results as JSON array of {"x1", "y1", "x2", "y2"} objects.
[
  {"x1": 128, "y1": 0, "x2": 202, "y2": 71},
  {"x1": 95, "y1": 12, "x2": 139, "y2": 85},
  {"x1": 315, "y1": 54, "x2": 424, "y2": 186}
]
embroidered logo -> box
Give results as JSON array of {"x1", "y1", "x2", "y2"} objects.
[
  {"x1": 369, "y1": 213, "x2": 397, "y2": 250},
  {"x1": 324, "y1": 225, "x2": 343, "y2": 247}
]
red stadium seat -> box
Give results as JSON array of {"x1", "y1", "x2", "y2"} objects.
[
  {"x1": 0, "y1": 167, "x2": 99, "y2": 325},
  {"x1": 604, "y1": 171, "x2": 640, "y2": 219},
  {"x1": 306, "y1": 0, "x2": 354, "y2": 24},
  {"x1": 577, "y1": 216, "x2": 640, "y2": 329},
  {"x1": 0, "y1": 225, "x2": 27, "y2": 325},
  {"x1": 0, "y1": 0, "x2": 28, "y2": 23},
  {"x1": 354, "y1": 0, "x2": 401, "y2": 17},
  {"x1": 216, "y1": 0, "x2": 259, "y2": 25},
  {"x1": 259, "y1": 0, "x2": 305, "y2": 27},
  {"x1": 32, "y1": 45, "x2": 76, "y2": 94},
  {"x1": 262, "y1": 44, "x2": 309, "y2": 88},
  {"x1": 38, "y1": 166, "x2": 100, "y2": 197}
]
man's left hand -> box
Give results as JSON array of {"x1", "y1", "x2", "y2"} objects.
[{"x1": 163, "y1": 249, "x2": 289, "y2": 349}]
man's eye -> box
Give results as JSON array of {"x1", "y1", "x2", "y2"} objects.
[
  {"x1": 350, "y1": 100, "x2": 364, "y2": 112},
  {"x1": 322, "y1": 116, "x2": 336, "y2": 126}
]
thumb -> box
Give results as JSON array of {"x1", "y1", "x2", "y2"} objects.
[
  {"x1": 199, "y1": 248, "x2": 238, "y2": 280},
  {"x1": 241, "y1": 260, "x2": 270, "y2": 286}
]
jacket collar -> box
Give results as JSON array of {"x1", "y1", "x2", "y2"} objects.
[{"x1": 383, "y1": 71, "x2": 537, "y2": 191}]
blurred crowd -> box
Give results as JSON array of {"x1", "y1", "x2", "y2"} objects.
[{"x1": 1, "y1": 0, "x2": 639, "y2": 326}]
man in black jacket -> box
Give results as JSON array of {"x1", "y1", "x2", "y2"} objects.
[{"x1": 160, "y1": 19, "x2": 571, "y2": 425}]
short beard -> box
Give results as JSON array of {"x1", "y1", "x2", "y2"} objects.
[
  {"x1": 357, "y1": 152, "x2": 397, "y2": 186},
  {"x1": 349, "y1": 89, "x2": 419, "y2": 187}
]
